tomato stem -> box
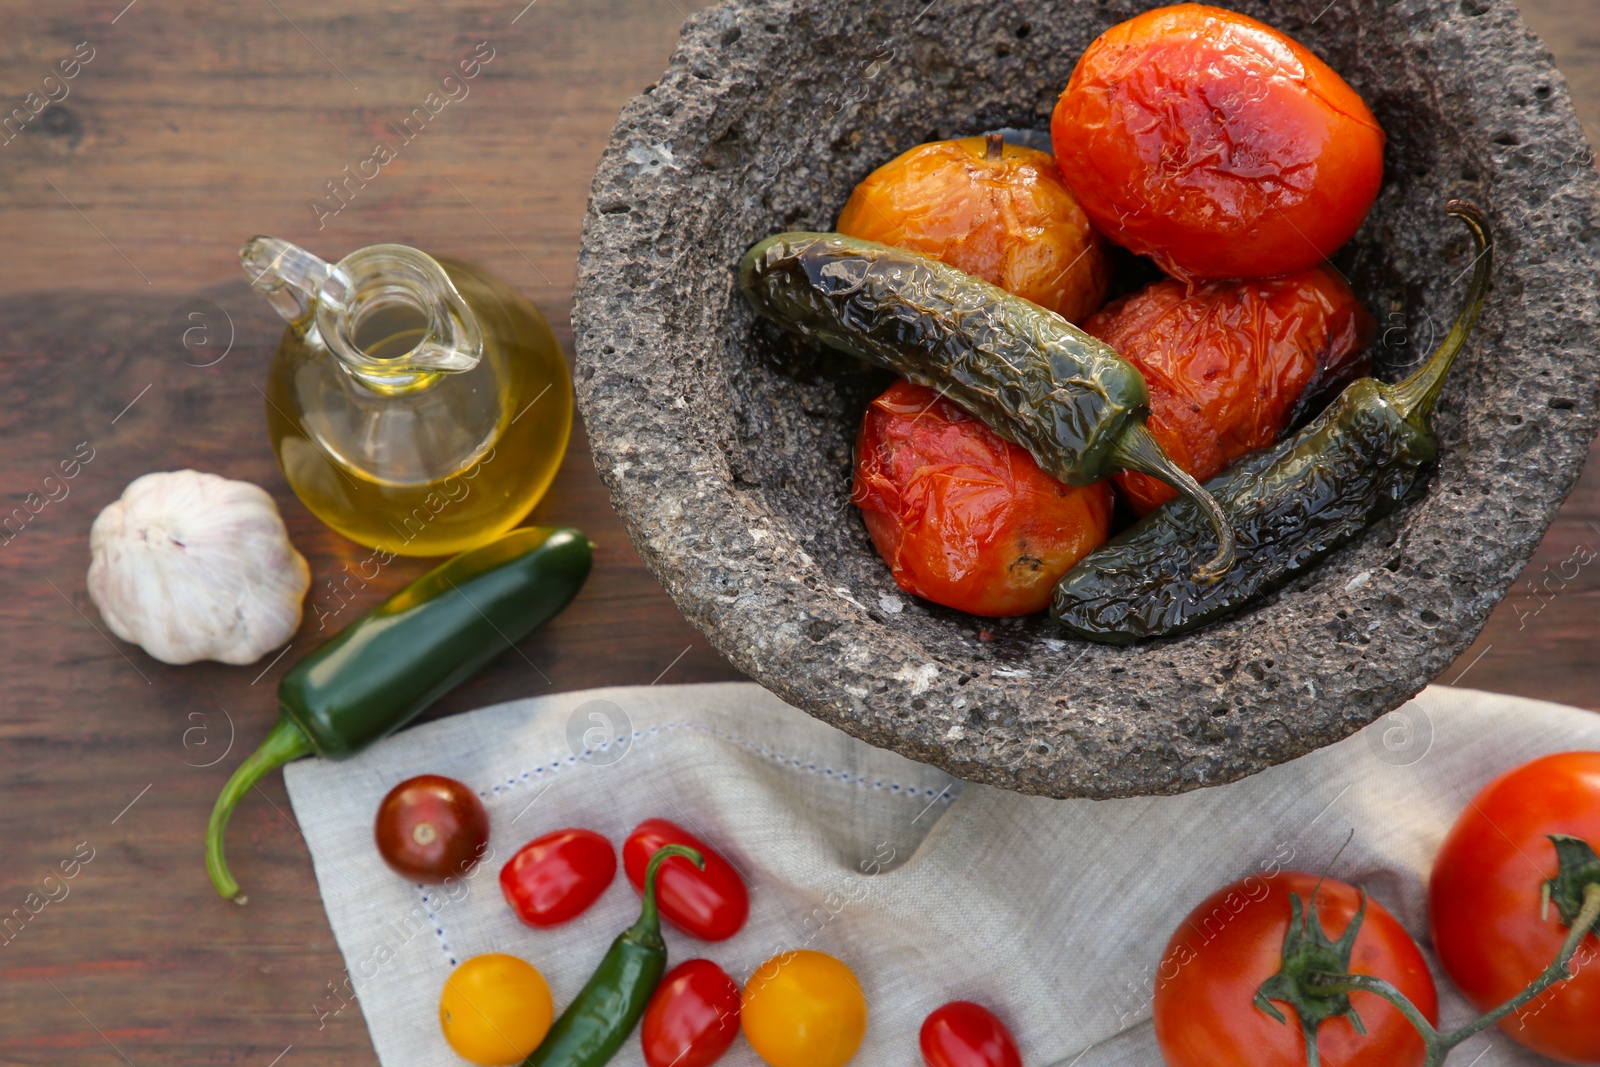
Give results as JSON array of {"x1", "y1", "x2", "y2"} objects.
[{"x1": 1307, "y1": 881, "x2": 1600, "y2": 1067}]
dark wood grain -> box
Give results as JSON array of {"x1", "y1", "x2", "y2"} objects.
[{"x1": 0, "y1": 1, "x2": 1595, "y2": 1064}]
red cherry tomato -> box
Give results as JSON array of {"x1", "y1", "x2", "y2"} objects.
[
  {"x1": 1429, "y1": 752, "x2": 1600, "y2": 1063},
  {"x1": 499, "y1": 828, "x2": 616, "y2": 928},
  {"x1": 1051, "y1": 4, "x2": 1385, "y2": 280},
  {"x1": 1085, "y1": 267, "x2": 1373, "y2": 513},
  {"x1": 641, "y1": 959, "x2": 742, "y2": 1067},
  {"x1": 1153, "y1": 871, "x2": 1437, "y2": 1067},
  {"x1": 623, "y1": 819, "x2": 749, "y2": 941},
  {"x1": 920, "y1": 1001, "x2": 1022, "y2": 1067},
  {"x1": 853, "y1": 379, "x2": 1113, "y2": 617},
  {"x1": 373, "y1": 774, "x2": 489, "y2": 883}
]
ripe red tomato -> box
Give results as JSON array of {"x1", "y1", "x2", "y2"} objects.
[
  {"x1": 1085, "y1": 267, "x2": 1373, "y2": 513},
  {"x1": 499, "y1": 828, "x2": 616, "y2": 928},
  {"x1": 373, "y1": 774, "x2": 489, "y2": 883},
  {"x1": 1153, "y1": 871, "x2": 1437, "y2": 1067},
  {"x1": 920, "y1": 1001, "x2": 1021, "y2": 1067},
  {"x1": 853, "y1": 379, "x2": 1114, "y2": 617},
  {"x1": 1051, "y1": 4, "x2": 1385, "y2": 280},
  {"x1": 1429, "y1": 752, "x2": 1600, "y2": 1063},
  {"x1": 837, "y1": 135, "x2": 1110, "y2": 325},
  {"x1": 623, "y1": 819, "x2": 748, "y2": 941},
  {"x1": 641, "y1": 959, "x2": 742, "y2": 1067}
]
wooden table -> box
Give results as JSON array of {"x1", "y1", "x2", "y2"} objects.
[{"x1": 0, "y1": 2, "x2": 1594, "y2": 1063}]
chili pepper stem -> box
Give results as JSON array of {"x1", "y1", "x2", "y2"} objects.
[
  {"x1": 1307, "y1": 881, "x2": 1600, "y2": 1067},
  {"x1": 1109, "y1": 421, "x2": 1237, "y2": 580},
  {"x1": 1387, "y1": 201, "x2": 1492, "y2": 425},
  {"x1": 205, "y1": 714, "x2": 314, "y2": 903},
  {"x1": 627, "y1": 843, "x2": 706, "y2": 946}
]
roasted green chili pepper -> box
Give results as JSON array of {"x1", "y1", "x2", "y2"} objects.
[
  {"x1": 206, "y1": 526, "x2": 592, "y2": 901},
  {"x1": 1052, "y1": 201, "x2": 1491, "y2": 644},
  {"x1": 739, "y1": 231, "x2": 1237, "y2": 577},
  {"x1": 523, "y1": 844, "x2": 705, "y2": 1067}
]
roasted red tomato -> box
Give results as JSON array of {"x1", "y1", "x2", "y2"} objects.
[
  {"x1": 499, "y1": 827, "x2": 616, "y2": 928},
  {"x1": 920, "y1": 1001, "x2": 1022, "y2": 1067},
  {"x1": 1429, "y1": 752, "x2": 1600, "y2": 1064},
  {"x1": 373, "y1": 774, "x2": 490, "y2": 883},
  {"x1": 1051, "y1": 4, "x2": 1385, "y2": 280},
  {"x1": 853, "y1": 380, "x2": 1114, "y2": 617},
  {"x1": 623, "y1": 819, "x2": 749, "y2": 941},
  {"x1": 837, "y1": 135, "x2": 1111, "y2": 324},
  {"x1": 1086, "y1": 267, "x2": 1373, "y2": 513},
  {"x1": 1153, "y1": 871, "x2": 1437, "y2": 1067},
  {"x1": 641, "y1": 959, "x2": 742, "y2": 1067}
]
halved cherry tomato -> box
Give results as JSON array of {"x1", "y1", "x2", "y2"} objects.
[
  {"x1": 623, "y1": 818, "x2": 749, "y2": 941},
  {"x1": 1051, "y1": 4, "x2": 1385, "y2": 280},
  {"x1": 853, "y1": 379, "x2": 1114, "y2": 616},
  {"x1": 742, "y1": 950, "x2": 867, "y2": 1067},
  {"x1": 374, "y1": 774, "x2": 490, "y2": 883},
  {"x1": 1429, "y1": 752, "x2": 1600, "y2": 1064},
  {"x1": 1086, "y1": 267, "x2": 1374, "y2": 513},
  {"x1": 837, "y1": 135, "x2": 1111, "y2": 325},
  {"x1": 499, "y1": 827, "x2": 616, "y2": 928},
  {"x1": 920, "y1": 1001, "x2": 1021, "y2": 1067},
  {"x1": 1153, "y1": 871, "x2": 1437, "y2": 1067},
  {"x1": 439, "y1": 953, "x2": 553, "y2": 1066},
  {"x1": 641, "y1": 958, "x2": 742, "y2": 1067}
]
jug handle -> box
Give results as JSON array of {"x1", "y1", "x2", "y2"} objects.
[{"x1": 240, "y1": 236, "x2": 332, "y2": 331}]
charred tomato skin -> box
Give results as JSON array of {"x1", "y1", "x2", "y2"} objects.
[
  {"x1": 837, "y1": 136, "x2": 1111, "y2": 324},
  {"x1": 853, "y1": 380, "x2": 1114, "y2": 617},
  {"x1": 1086, "y1": 266, "x2": 1374, "y2": 513},
  {"x1": 1051, "y1": 4, "x2": 1385, "y2": 280}
]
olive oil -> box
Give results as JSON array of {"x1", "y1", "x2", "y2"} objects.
[{"x1": 256, "y1": 249, "x2": 571, "y2": 557}]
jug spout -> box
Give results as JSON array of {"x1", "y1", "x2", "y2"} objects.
[{"x1": 239, "y1": 236, "x2": 483, "y2": 391}]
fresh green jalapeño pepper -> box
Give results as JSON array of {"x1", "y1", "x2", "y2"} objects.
[
  {"x1": 206, "y1": 526, "x2": 592, "y2": 901},
  {"x1": 739, "y1": 231, "x2": 1237, "y2": 578},
  {"x1": 1053, "y1": 202, "x2": 1491, "y2": 644},
  {"x1": 522, "y1": 844, "x2": 705, "y2": 1067}
]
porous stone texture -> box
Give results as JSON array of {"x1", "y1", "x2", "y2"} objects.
[{"x1": 574, "y1": 0, "x2": 1600, "y2": 798}]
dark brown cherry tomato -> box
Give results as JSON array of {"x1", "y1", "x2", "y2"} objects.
[
  {"x1": 640, "y1": 959, "x2": 742, "y2": 1067},
  {"x1": 623, "y1": 818, "x2": 749, "y2": 941},
  {"x1": 1429, "y1": 752, "x2": 1600, "y2": 1063},
  {"x1": 373, "y1": 774, "x2": 490, "y2": 883},
  {"x1": 499, "y1": 827, "x2": 616, "y2": 928},
  {"x1": 1086, "y1": 267, "x2": 1373, "y2": 513},
  {"x1": 854, "y1": 379, "x2": 1113, "y2": 616},
  {"x1": 1153, "y1": 871, "x2": 1437, "y2": 1067},
  {"x1": 1051, "y1": 4, "x2": 1385, "y2": 280},
  {"x1": 837, "y1": 135, "x2": 1111, "y2": 324},
  {"x1": 920, "y1": 1001, "x2": 1022, "y2": 1067}
]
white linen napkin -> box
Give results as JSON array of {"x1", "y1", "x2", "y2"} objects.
[{"x1": 283, "y1": 682, "x2": 1600, "y2": 1066}]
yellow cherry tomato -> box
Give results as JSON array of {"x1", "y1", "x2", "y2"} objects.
[
  {"x1": 741, "y1": 950, "x2": 867, "y2": 1067},
  {"x1": 439, "y1": 953, "x2": 553, "y2": 1066}
]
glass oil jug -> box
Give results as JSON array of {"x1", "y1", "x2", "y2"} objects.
[{"x1": 242, "y1": 237, "x2": 572, "y2": 557}]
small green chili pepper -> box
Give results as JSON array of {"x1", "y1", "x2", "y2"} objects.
[
  {"x1": 1052, "y1": 201, "x2": 1491, "y2": 644},
  {"x1": 206, "y1": 526, "x2": 592, "y2": 901},
  {"x1": 739, "y1": 231, "x2": 1237, "y2": 578},
  {"x1": 522, "y1": 843, "x2": 705, "y2": 1067}
]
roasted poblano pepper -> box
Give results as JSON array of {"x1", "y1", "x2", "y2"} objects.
[
  {"x1": 206, "y1": 526, "x2": 592, "y2": 901},
  {"x1": 739, "y1": 232, "x2": 1237, "y2": 577},
  {"x1": 1052, "y1": 202, "x2": 1491, "y2": 644}
]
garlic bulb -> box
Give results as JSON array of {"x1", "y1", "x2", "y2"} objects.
[{"x1": 88, "y1": 471, "x2": 311, "y2": 665}]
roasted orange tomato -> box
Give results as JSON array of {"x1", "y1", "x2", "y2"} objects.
[
  {"x1": 1051, "y1": 4, "x2": 1385, "y2": 280},
  {"x1": 1086, "y1": 266, "x2": 1373, "y2": 513},
  {"x1": 853, "y1": 380, "x2": 1114, "y2": 616},
  {"x1": 837, "y1": 135, "x2": 1111, "y2": 324}
]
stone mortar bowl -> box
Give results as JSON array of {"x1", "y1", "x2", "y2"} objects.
[{"x1": 574, "y1": 0, "x2": 1600, "y2": 798}]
